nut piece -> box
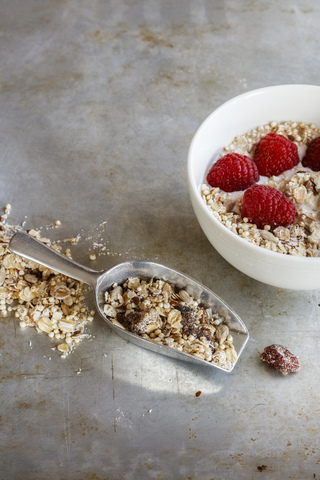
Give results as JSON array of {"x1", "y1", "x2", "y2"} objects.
[
  {"x1": 215, "y1": 324, "x2": 229, "y2": 344},
  {"x1": 178, "y1": 290, "x2": 193, "y2": 304},
  {"x1": 260, "y1": 344, "x2": 300, "y2": 375}
]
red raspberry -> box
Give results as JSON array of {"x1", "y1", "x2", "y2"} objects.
[
  {"x1": 206, "y1": 153, "x2": 259, "y2": 192},
  {"x1": 241, "y1": 184, "x2": 296, "y2": 229},
  {"x1": 253, "y1": 133, "x2": 299, "y2": 177},
  {"x1": 302, "y1": 137, "x2": 320, "y2": 171}
]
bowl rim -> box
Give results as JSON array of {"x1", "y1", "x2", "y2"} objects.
[{"x1": 187, "y1": 84, "x2": 320, "y2": 265}]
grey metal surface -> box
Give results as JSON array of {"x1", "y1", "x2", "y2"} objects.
[{"x1": 1, "y1": 1, "x2": 320, "y2": 479}]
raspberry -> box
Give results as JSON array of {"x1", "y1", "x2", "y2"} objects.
[
  {"x1": 302, "y1": 137, "x2": 320, "y2": 171},
  {"x1": 253, "y1": 133, "x2": 299, "y2": 177},
  {"x1": 241, "y1": 184, "x2": 296, "y2": 229},
  {"x1": 206, "y1": 153, "x2": 259, "y2": 192}
]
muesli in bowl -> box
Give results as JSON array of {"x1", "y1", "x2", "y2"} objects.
[{"x1": 202, "y1": 120, "x2": 320, "y2": 257}]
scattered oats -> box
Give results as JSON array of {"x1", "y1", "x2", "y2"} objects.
[
  {"x1": 89, "y1": 254, "x2": 96, "y2": 261},
  {"x1": 37, "y1": 317, "x2": 54, "y2": 334},
  {"x1": 0, "y1": 207, "x2": 95, "y2": 357}
]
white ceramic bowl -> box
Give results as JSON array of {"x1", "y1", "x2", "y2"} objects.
[{"x1": 187, "y1": 84, "x2": 320, "y2": 290}]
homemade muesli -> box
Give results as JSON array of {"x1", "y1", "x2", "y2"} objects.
[
  {"x1": 202, "y1": 121, "x2": 320, "y2": 256},
  {"x1": 0, "y1": 206, "x2": 95, "y2": 356},
  {"x1": 103, "y1": 276, "x2": 238, "y2": 370}
]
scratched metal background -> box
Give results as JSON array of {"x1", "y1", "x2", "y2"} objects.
[{"x1": 1, "y1": 1, "x2": 320, "y2": 479}]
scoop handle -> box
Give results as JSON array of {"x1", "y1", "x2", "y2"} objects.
[{"x1": 9, "y1": 231, "x2": 101, "y2": 288}]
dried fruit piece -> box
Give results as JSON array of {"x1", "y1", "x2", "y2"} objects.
[
  {"x1": 260, "y1": 344, "x2": 300, "y2": 375},
  {"x1": 206, "y1": 153, "x2": 259, "y2": 192},
  {"x1": 253, "y1": 132, "x2": 299, "y2": 177},
  {"x1": 302, "y1": 137, "x2": 320, "y2": 171},
  {"x1": 241, "y1": 184, "x2": 296, "y2": 228}
]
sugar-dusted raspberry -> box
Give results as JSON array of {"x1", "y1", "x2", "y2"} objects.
[
  {"x1": 241, "y1": 184, "x2": 296, "y2": 229},
  {"x1": 206, "y1": 153, "x2": 259, "y2": 192},
  {"x1": 302, "y1": 136, "x2": 320, "y2": 171},
  {"x1": 260, "y1": 344, "x2": 300, "y2": 375},
  {"x1": 253, "y1": 132, "x2": 299, "y2": 177}
]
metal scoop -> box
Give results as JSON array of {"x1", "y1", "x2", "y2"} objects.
[{"x1": 9, "y1": 231, "x2": 249, "y2": 372}]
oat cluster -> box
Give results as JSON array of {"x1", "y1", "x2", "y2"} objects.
[
  {"x1": 103, "y1": 277, "x2": 238, "y2": 370},
  {"x1": 0, "y1": 209, "x2": 95, "y2": 356},
  {"x1": 202, "y1": 121, "x2": 320, "y2": 256}
]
